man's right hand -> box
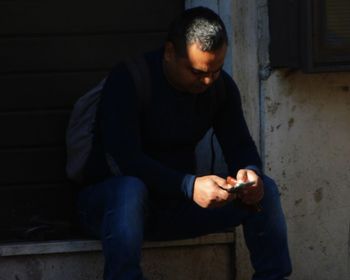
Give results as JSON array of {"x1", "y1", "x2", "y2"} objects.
[{"x1": 193, "y1": 175, "x2": 236, "y2": 208}]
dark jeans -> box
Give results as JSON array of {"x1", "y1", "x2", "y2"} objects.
[{"x1": 77, "y1": 175, "x2": 292, "y2": 280}]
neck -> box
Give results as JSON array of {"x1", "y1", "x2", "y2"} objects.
[{"x1": 162, "y1": 58, "x2": 179, "y2": 90}]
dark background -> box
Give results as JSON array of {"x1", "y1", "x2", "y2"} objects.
[{"x1": 0, "y1": 0, "x2": 184, "y2": 242}]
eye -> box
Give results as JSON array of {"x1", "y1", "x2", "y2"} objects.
[
  {"x1": 190, "y1": 69, "x2": 204, "y2": 76},
  {"x1": 190, "y1": 68, "x2": 222, "y2": 77}
]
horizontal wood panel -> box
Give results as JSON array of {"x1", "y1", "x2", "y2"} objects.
[
  {"x1": 0, "y1": 0, "x2": 184, "y2": 242},
  {"x1": 0, "y1": 72, "x2": 106, "y2": 111},
  {"x1": 0, "y1": 183, "x2": 78, "y2": 241},
  {"x1": 0, "y1": 32, "x2": 165, "y2": 74},
  {"x1": 0, "y1": 148, "x2": 67, "y2": 185},
  {"x1": 0, "y1": 1, "x2": 183, "y2": 35},
  {"x1": 0, "y1": 111, "x2": 70, "y2": 148},
  {"x1": 0, "y1": 183, "x2": 75, "y2": 225}
]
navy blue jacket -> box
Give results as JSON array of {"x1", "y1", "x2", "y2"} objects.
[{"x1": 85, "y1": 49, "x2": 262, "y2": 200}]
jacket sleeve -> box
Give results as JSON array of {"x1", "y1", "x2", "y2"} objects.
[
  {"x1": 213, "y1": 72, "x2": 263, "y2": 177},
  {"x1": 96, "y1": 63, "x2": 195, "y2": 199}
]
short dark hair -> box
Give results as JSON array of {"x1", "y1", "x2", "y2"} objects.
[{"x1": 166, "y1": 7, "x2": 228, "y2": 56}]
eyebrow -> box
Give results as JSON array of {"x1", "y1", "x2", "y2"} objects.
[{"x1": 190, "y1": 64, "x2": 224, "y2": 75}]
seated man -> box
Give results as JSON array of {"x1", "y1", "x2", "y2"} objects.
[{"x1": 75, "y1": 6, "x2": 292, "y2": 280}]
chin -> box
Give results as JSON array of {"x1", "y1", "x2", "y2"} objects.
[
  {"x1": 182, "y1": 84, "x2": 208, "y2": 94},
  {"x1": 194, "y1": 85, "x2": 209, "y2": 93},
  {"x1": 187, "y1": 88, "x2": 204, "y2": 94}
]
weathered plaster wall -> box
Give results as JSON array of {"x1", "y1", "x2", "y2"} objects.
[
  {"x1": 231, "y1": 1, "x2": 263, "y2": 278},
  {"x1": 232, "y1": 1, "x2": 350, "y2": 280},
  {"x1": 190, "y1": 1, "x2": 350, "y2": 279},
  {"x1": 263, "y1": 70, "x2": 350, "y2": 280}
]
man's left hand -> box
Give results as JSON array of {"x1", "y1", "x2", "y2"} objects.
[{"x1": 232, "y1": 169, "x2": 264, "y2": 205}]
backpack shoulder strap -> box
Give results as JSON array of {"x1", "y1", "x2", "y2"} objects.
[
  {"x1": 125, "y1": 56, "x2": 151, "y2": 113},
  {"x1": 103, "y1": 57, "x2": 151, "y2": 177}
]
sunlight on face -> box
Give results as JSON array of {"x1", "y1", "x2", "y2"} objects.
[{"x1": 164, "y1": 42, "x2": 227, "y2": 93}]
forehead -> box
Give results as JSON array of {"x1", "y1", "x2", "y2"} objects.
[{"x1": 183, "y1": 43, "x2": 227, "y2": 71}]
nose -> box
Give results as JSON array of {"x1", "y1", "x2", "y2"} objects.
[{"x1": 201, "y1": 75, "x2": 214, "y2": 86}]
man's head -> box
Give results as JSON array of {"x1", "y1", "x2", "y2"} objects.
[{"x1": 163, "y1": 7, "x2": 228, "y2": 93}]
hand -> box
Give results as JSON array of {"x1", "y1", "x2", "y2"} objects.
[
  {"x1": 233, "y1": 169, "x2": 264, "y2": 205},
  {"x1": 193, "y1": 175, "x2": 235, "y2": 208}
]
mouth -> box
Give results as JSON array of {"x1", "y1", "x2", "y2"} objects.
[
  {"x1": 196, "y1": 84, "x2": 209, "y2": 92},
  {"x1": 186, "y1": 84, "x2": 209, "y2": 94}
]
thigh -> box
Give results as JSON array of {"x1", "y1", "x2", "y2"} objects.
[
  {"x1": 77, "y1": 176, "x2": 148, "y2": 238},
  {"x1": 145, "y1": 175, "x2": 281, "y2": 241},
  {"x1": 145, "y1": 196, "x2": 248, "y2": 241}
]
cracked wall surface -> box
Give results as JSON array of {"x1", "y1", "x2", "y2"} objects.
[
  {"x1": 188, "y1": 1, "x2": 350, "y2": 279},
  {"x1": 263, "y1": 70, "x2": 350, "y2": 280}
]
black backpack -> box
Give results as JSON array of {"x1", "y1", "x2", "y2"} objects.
[{"x1": 65, "y1": 56, "x2": 151, "y2": 183}]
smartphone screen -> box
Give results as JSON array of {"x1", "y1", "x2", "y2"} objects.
[{"x1": 225, "y1": 181, "x2": 255, "y2": 193}]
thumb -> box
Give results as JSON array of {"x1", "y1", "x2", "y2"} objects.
[{"x1": 236, "y1": 169, "x2": 248, "y2": 182}]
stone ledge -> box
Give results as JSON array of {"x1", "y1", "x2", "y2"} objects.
[{"x1": 0, "y1": 232, "x2": 235, "y2": 257}]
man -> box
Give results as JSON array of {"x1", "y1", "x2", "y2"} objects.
[{"x1": 76, "y1": 7, "x2": 292, "y2": 280}]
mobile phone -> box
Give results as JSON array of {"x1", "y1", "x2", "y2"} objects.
[{"x1": 225, "y1": 181, "x2": 255, "y2": 193}]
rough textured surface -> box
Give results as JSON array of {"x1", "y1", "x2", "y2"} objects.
[
  {"x1": 264, "y1": 70, "x2": 350, "y2": 280},
  {"x1": 230, "y1": 0, "x2": 350, "y2": 279},
  {"x1": 0, "y1": 242, "x2": 235, "y2": 280},
  {"x1": 143, "y1": 245, "x2": 234, "y2": 280},
  {"x1": 231, "y1": 1, "x2": 261, "y2": 278}
]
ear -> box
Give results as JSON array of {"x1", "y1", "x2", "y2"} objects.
[{"x1": 164, "y1": 41, "x2": 175, "y2": 62}]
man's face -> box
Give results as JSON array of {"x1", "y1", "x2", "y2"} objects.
[{"x1": 163, "y1": 42, "x2": 227, "y2": 93}]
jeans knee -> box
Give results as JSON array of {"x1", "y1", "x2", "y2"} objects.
[
  {"x1": 121, "y1": 176, "x2": 148, "y2": 205},
  {"x1": 103, "y1": 176, "x2": 148, "y2": 207},
  {"x1": 262, "y1": 175, "x2": 279, "y2": 196},
  {"x1": 259, "y1": 175, "x2": 287, "y2": 222},
  {"x1": 119, "y1": 176, "x2": 148, "y2": 193},
  {"x1": 101, "y1": 176, "x2": 147, "y2": 241}
]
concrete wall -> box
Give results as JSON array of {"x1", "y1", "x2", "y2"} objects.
[
  {"x1": 188, "y1": 1, "x2": 350, "y2": 279},
  {"x1": 0, "y1": 235, "x2": 235, "y2": 280},
  {"x1": 264, "y1": 70, "x2": 350, "y2": 280},
  {"x1": 230, "y1": 1, "x2": 350, "y2": 280},
  {"x1": 230, "y1": 1, "x2": 263, "y2": 278},
  {"x1": 0, "y1": 245, "x2": 234, "y2": 280}
]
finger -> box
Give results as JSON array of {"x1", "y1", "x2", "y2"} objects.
[
  {"x1": 236, "y1": 169, "x2": 248, "y2": 182},
  {"x1": 241, "y1": 193, "x2": 258, "y2": 203},
  {"x1": 226, "y1": 176, "x2": 236, "y2": 186},
  {"x1": 241, "y1": 187, "x2": 264, "y2": 203},
  {"x1": 241, "y1": 190, "x2": 259, "y2": 204},
  {"x1": 246, "y1": 170, "x2": 260, "y2": 185},
  {"x1": 213, "y1": 192, "x2": 237, "y2": 208},
  {"x1": 242, "y1": 199, "x2": 259, "y2": 206},
  {"x1": 228, "y1": 193, "x2": 237, "y2": 201},
  {"x1": 211, "y1": 200, "x2": 229, "y2": 208},
  {"x1": 237, "y1": 192, "x2": 244, "y2": 200},
  {"x1": 217, "y1": 186, "x2": 238, "y2": 202},
  {"x1": 217, "y1": 187, "x2": 232, "y2": 200},
  {"x1": 218, "y1": 182, "x2": 232, "y2": 191},
  {"x1": 212, "y1": 175, "x2": 227, "y2": 187}
]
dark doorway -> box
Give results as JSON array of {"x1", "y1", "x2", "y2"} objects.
[{"x1": 0, "y1": 0, "x2": 184, "y2": 242}]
